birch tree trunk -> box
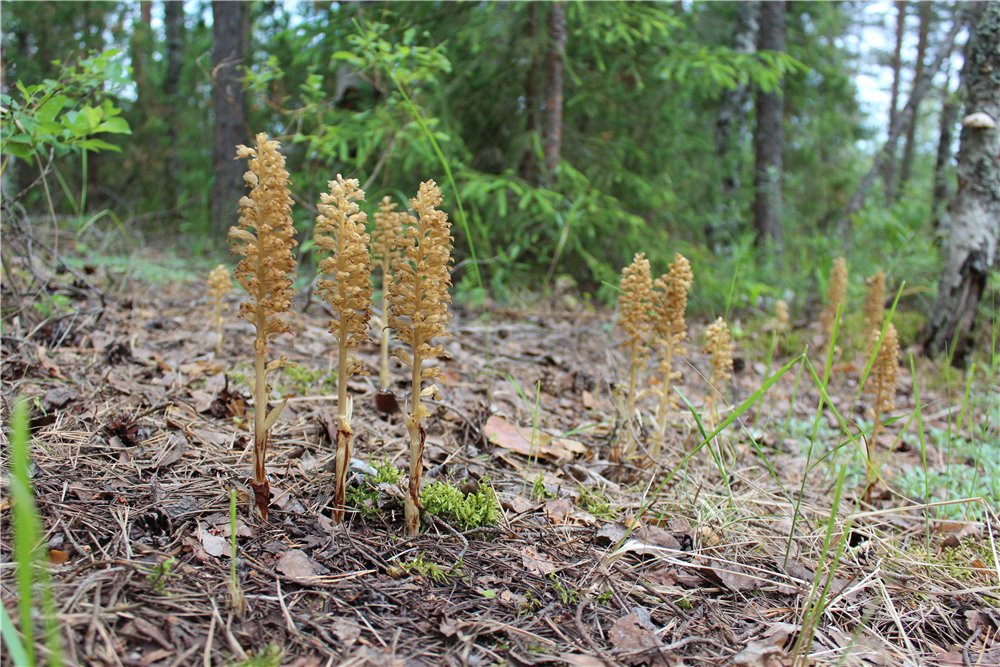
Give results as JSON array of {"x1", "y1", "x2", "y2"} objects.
[
  {"x1": 932, "y1": 69, "x2": 959, "y2": 233},
  {"x1": 841, "y1": 15, "x2": 964, "y2": 228},
  {"x1": 882, "y1": 1, "x2": 907, "y2": 202},
  {"x1": 898, "y1": 1, "x2": 932, "y2": 194},
  {"x1": 924, "y1": 2, "x2": 999, "y2": 362},
  {"x1": 752, "y1": 0, "x2": 786, "y2": 251}
]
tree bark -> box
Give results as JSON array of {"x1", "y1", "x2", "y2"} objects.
[
  {"x1": 842, "y1": 14, "x2": 964, "y2": 227},
  {"x1": 543, "y1": 2, "x2": 565, "y2": 183},
  {"x1": 752, "y1": 0, "x2": 786, "y2": 251},
  {"x1": 932, "y1": 67, "x2": 959, "y2": 232},
  {"x1": 923, "y1": 2, "x2": 999, "y2": 362},
  {"x1": 712, "y1": 1, "x2": 759, "y2": 248},
  {"x1": 131, "y1": 2, "x2": 153, "y2": 109},
  {"x1": 165, "y1": 1, "x2": 185, "y2": 101},
  {"x1": 164, "y1": 0, "x2": 185, "y2": 210},
  {"x1": 212, "y1": 0, "x2": 249, "y2": 237},
  {"x1": 883, "y1": 1, "x2": 907, "y2": 202},
  {"x1": 519, "y1": 2, "x2": 542, "y2": 185},
  {"x1": 898, "y1": 1, "x2": 933, "y2": 194}
]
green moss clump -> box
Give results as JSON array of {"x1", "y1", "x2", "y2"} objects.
[{"x1": 421, "y1": 480, "x2": 501, "y2": 530}]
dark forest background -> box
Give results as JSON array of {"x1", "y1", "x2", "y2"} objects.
[{"x1": 2, "y1": 1, "x2": 997, "y2": 358}]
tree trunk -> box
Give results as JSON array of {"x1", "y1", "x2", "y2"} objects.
[
  {"x1": 711, "y1": 1, "x2": 759, "y2": 248},
  {"x1": 842, "y1": 14, "x2": 964, "y2": 227},
  {"x1": 923, "y1": 2, "x2": 999, "y2": 363},
  {"x1": 131, "y1": 2, "x2": 153, "y2": 110},
  {"x1": 164, "y1": 0, "x2": 185, "y2": 210},
  {"x1": 932, "y1": 67, "x2": 959, "y2": 232},
  {"x1": 165, "y1": 2, "x2": 184, "y2": 101},
  {"x1": 212, "y1": 0, "x2": 249, "y2": 237},
  {"x1": 883, "y1": 1, "x2": 907, "y2": 202},
  {"x1": 752, "y1": 0, "x2": 786, "y2": 251},
  {"x1": 898, "y1": 1, "x2": 933, "y2": 194},
  {"x1": 543, "y1": 2, "x2": 565, "y2": 183},
  {"x1": 519, "y1": 2, "x2": 542, "y2": 185}
]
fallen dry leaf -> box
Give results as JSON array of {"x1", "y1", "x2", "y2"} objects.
[
  {"x1": 277, "y1": 549, "x2": 317, "y2": 581},
  {"x1": 609, "y1": 607, "x2": 661, "y2": 664},
  {"x1": 731, "y1": 622, "x2": 798, "y2": 666},
  {"x1": 332, "y1": 619, "x2": 362, "y2": 647},
  {"x1": 521, "y1": 546, "x2": 557, "y2": 575},
  {"x1": 484, "y1": 415, "x2": 586, "y2": 462},
  {"x1": 543, "y1": 497, "x2": 574, "y2": 523},
  {"x1": 198, "y1": 527, "x2": 229, "y2": 558},
  {"x1": 562, "y1": 654, "x2": 606, "y2": 667}
]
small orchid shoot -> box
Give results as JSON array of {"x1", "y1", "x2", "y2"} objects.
[
  {"x1": 207, "y1": 264, "x2": 232, "y2": 356},
  {"x1": 372, "y1": 196, "x2": 407, "y2": 411}
]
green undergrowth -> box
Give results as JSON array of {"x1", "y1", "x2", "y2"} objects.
[
  {"x1": 229, "y1": 644, "x2": 283, "y2": 667},
  {"x1": 347, "y1": 459, "x2": 404, "y2": 520},
  {"x1": 388, "y1": 553, "x2": 463, "y2": 584}
]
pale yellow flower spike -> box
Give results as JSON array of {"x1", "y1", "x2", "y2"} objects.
[
  {"x1": 207, "y1": 264, "x2": 232, "y2": 356},
  {"x1": 864, "y1": 270, "x2": 886, "y2": 335},
  {"x1": 314, "y1": 174, "x2": 373, "y2": 525},
  {"x1": 388, "y1": 180, "x2": 454, "y2": 536},
  {"x1": 229, "y1": 132, "x2": 298, "y2": 521},
  {"x1": 821, "y1": 257, "x2": 848, "y2": 340},
  {"x1": 649, "y1": 253, "x2": 694, "y2": 461},
  {"x1": 614, "y1": 252, "x2": 653, "y2": 463},
  {"x1": 865, "y1": 324, "x2": 899, "y2": 499},
  {"x1": 703, "y1": 317, "x2": 733, "y2": 427},
  {"x1": 372, "y1": 196, "x2": 407, "y2": 391}
]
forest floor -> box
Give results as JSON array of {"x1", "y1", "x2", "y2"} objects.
[{"x1": 1, "y1": 246, "x2": 998, "y2": 667}]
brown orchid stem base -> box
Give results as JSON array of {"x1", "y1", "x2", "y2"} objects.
[
  {"x1": 251, "y1": 431, "x2": 270, "y2": 520},
  {"x1": 864, "y1": 412, "x2": 882, "y2": 503},
  {"x1": 252, "y1": 343, "x2": 270, "y2": 521},
  {"x1": 404, "y1": 417, "x2": 427, "y2": 536},
  {"x1": 649, "y1": 351, "x2": 674, "y2": 463},
  {"x1": 214, "y1": 295, "x2": 224, "y2": 356},
  {"x1": 332, "y1": 423, "x2": 352, "y2": 524},
  {"x1": 609, "y1": 385, "x2": 627, "y2": 465}
]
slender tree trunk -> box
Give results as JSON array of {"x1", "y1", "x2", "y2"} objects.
[
  {"x1": 883, "y1": 1, "x2": 907, "y2": 202},
  {"x1": 543, "y1": 2, "x2": 565, "y2": 183},
  {"x1": 164, "y1": 0, "x2": 185, "y2": 210},
  {"x1": 212, "y1": 1, "x2": 249, "y2": 237},
  {"x1": 898, "y1": 1, "x2": 933, "y2": 194},
  {"x1": 932, "y1": 67, "x2": 959, "y2": 233},
  {"x1": 842, "y1": 14, "x2": 964, "y2": 227},
  {"x1": 711, "y1": 1, "x2": 759, "y2": 248},
  {"x1": 924, "y1": 2, "x2": 999, "y2": 363},
  {"x1": 519, "y1": 2, "x2": 542, "y2": 185},
  {"x1": 131, "y1": 2, "x2": 153, "y2": 111},
  {"x1": 752, "y1": 0, "x2": 786, "y2": 251}
]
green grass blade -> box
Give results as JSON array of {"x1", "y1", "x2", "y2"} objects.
[
  {"x1": 0, "y1": 603, "x2": 29, "y2": 667},
  {"x1": 10, "y1": 400, "x2": 38, "y2": 667},
  {"x1": 388, "y1": 71, "x2": 486, "y2": 290}
]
